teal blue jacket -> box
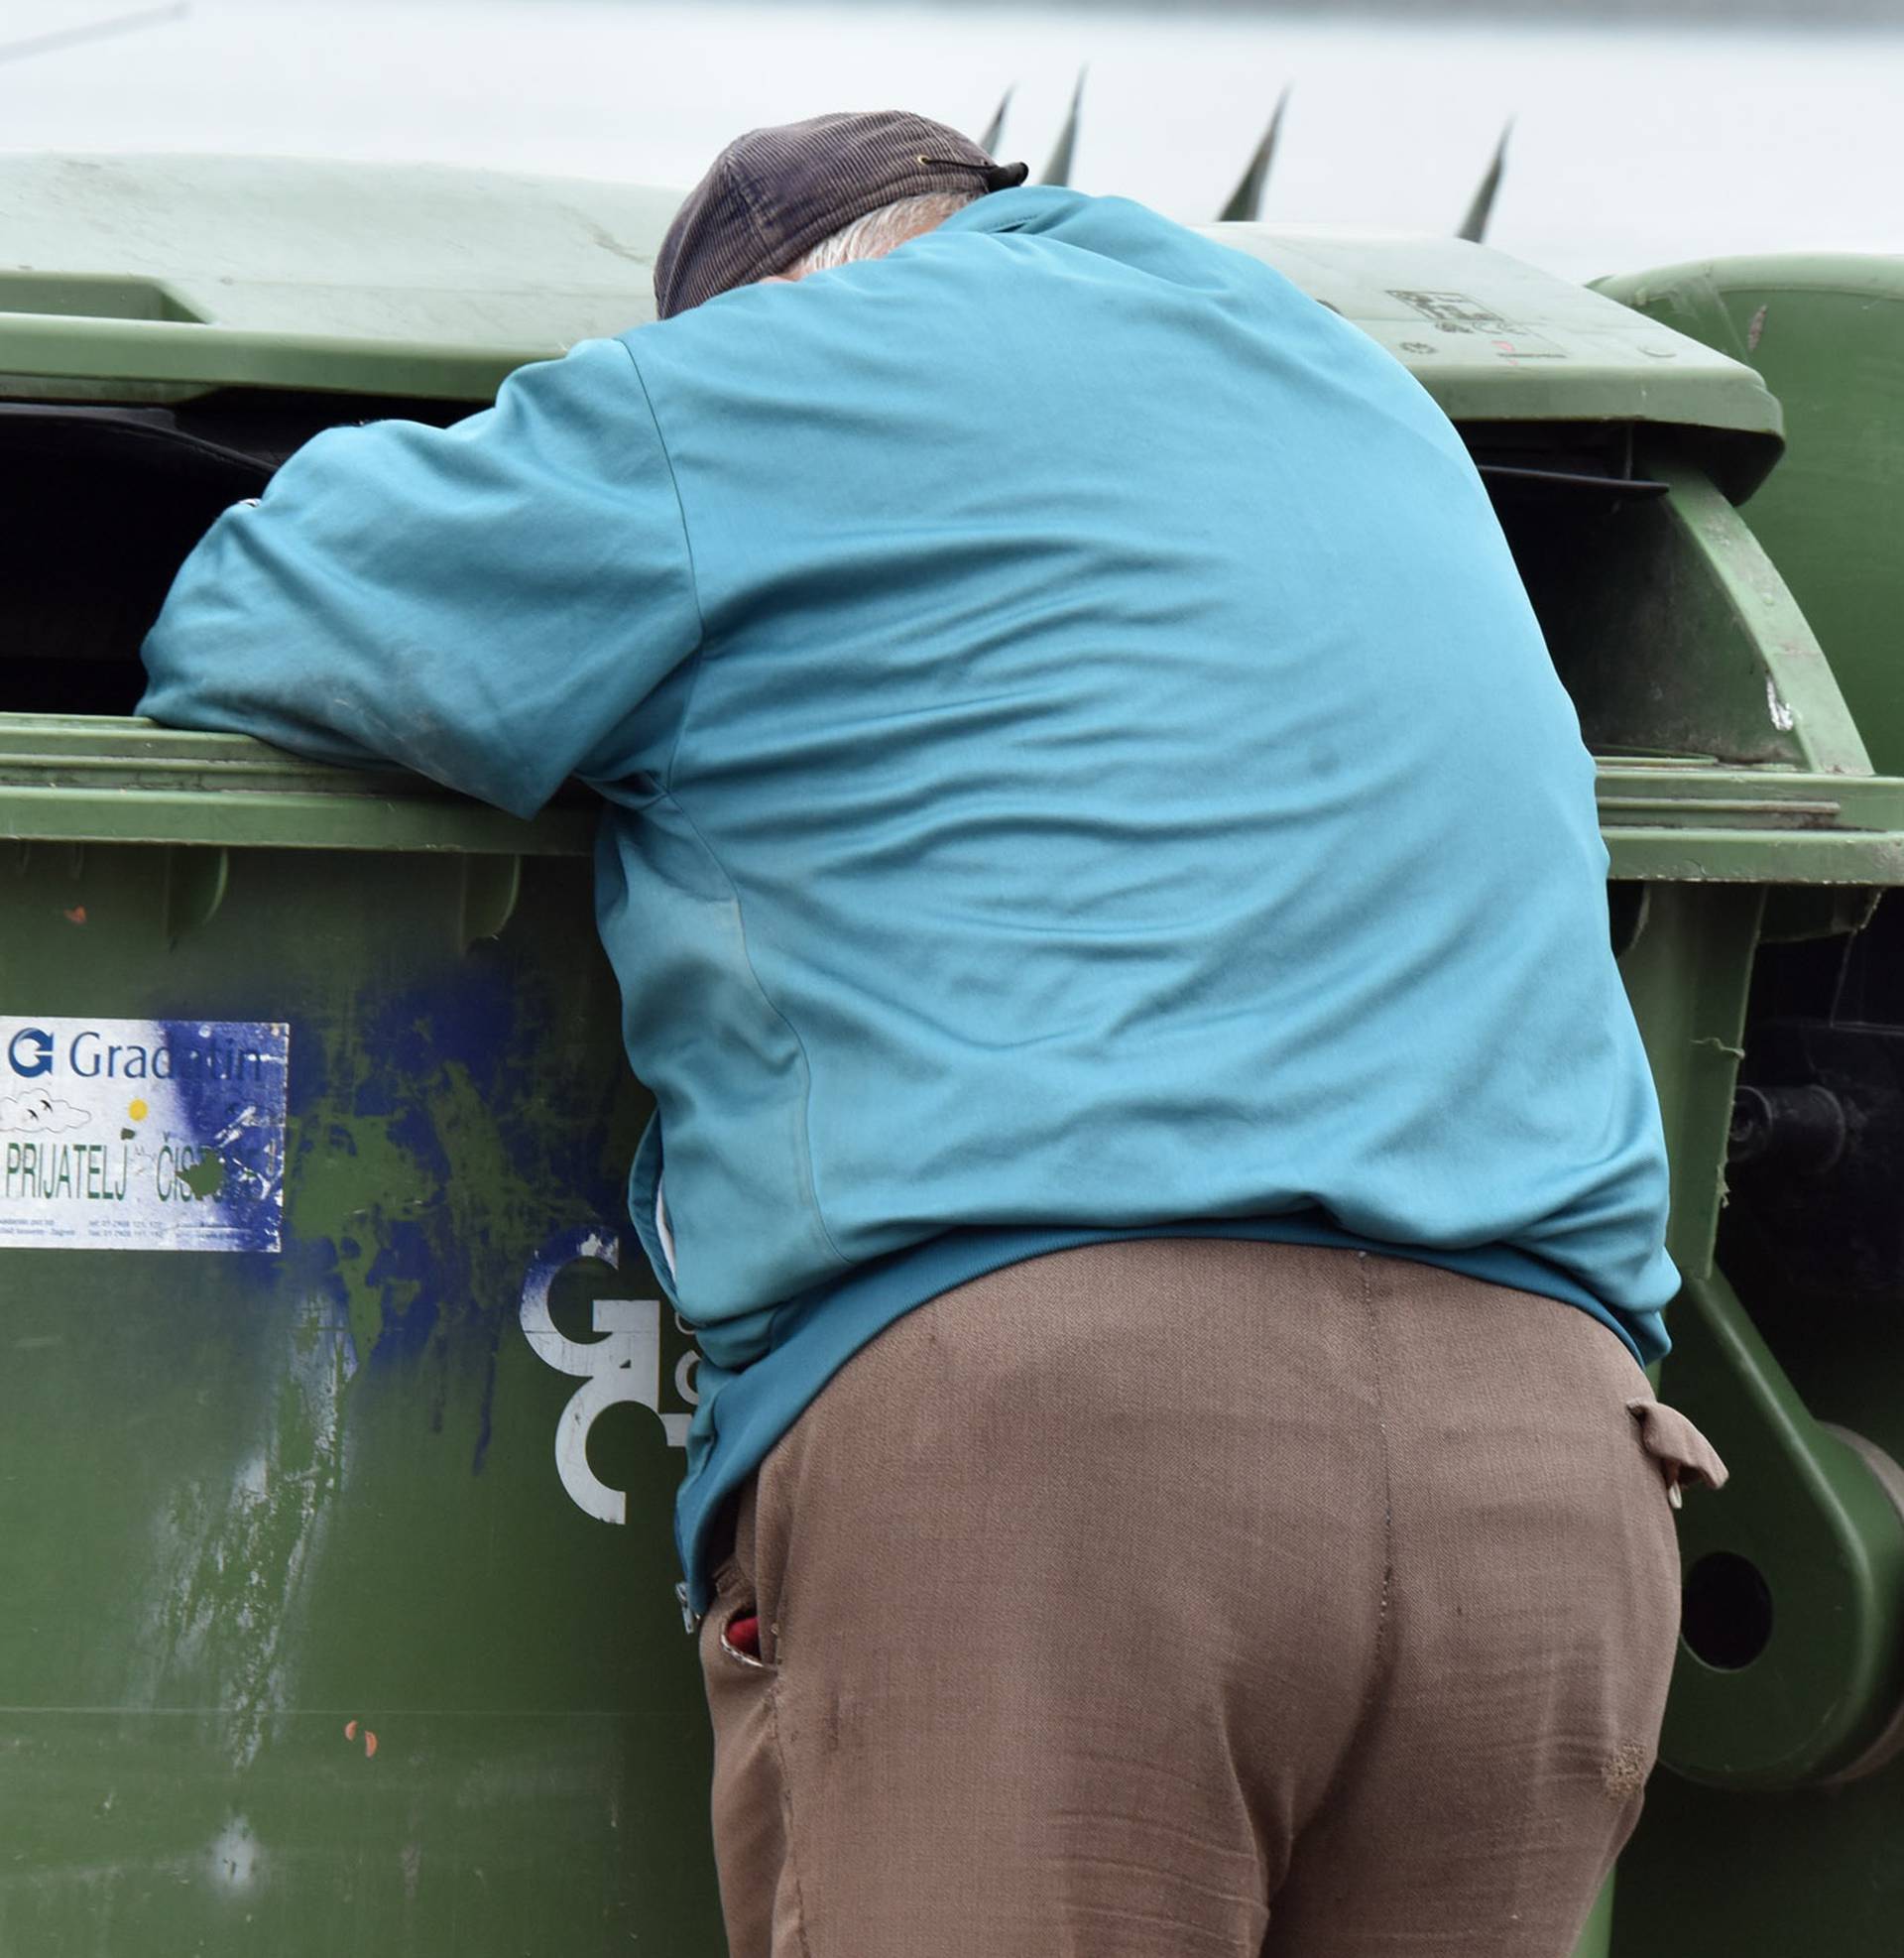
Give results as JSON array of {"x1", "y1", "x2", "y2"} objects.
[{"x1": 140, "y1": 187, "x2": 1677, "y2": 1608}]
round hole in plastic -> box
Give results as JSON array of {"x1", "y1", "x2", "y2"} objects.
[{"x1": 1681, "y1": 1550, "x2": 1775, "y2": 1670}]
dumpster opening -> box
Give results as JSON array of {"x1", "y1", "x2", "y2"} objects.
[
  {"x1": 1474, "y1": 424, "x2": 1803, "y2": 769},
  {"x1": 0, "y1": 393, "x2": 466, "y2": 716},
  {"x1": 0, "y1": 405, "x2": 1764, "y2": 761}
]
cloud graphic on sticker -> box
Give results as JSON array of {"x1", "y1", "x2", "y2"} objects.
[{"x1": 0, "y1": 1094, "x2": 92, "y2": 1134}]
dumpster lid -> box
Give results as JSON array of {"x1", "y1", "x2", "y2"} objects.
[
  {"x1": 0, "y1": 153, "x2": 675, "y2": 405},
  {"x1": 1204, "y1": 224, "x2": 1783, "y2": 499},
  {"x1": 1592, "y1": 252, "x2": 1904, "y2": 349},
  {"x1": 0, "y1": 155, "x2": 1782, "y2": 498}
]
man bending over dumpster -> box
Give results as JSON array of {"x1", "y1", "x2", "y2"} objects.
[{"x1": 140, "y1": 111, "x2": 1725, "y2": 1958}]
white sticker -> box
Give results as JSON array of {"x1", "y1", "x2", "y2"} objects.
[{"x1": 0, "y1": 1017, "x2": 289, "y2": 1253}]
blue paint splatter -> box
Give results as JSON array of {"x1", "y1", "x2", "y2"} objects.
[{"x1": 362, "y1": 1218, "x2": 449, "y2": 1362}]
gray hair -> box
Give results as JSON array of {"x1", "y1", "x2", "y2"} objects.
[{"x1": 784, "y1": 190, "x2": 978, "y2": 278}]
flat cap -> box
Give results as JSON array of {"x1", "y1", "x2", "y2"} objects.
[{"x1": 654, "y1": 110, "x2": 1028, "y2": 320}]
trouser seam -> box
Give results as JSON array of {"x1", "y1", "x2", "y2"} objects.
[
  {"x1": 1285, "y1": 1254, "x2": 1396, "y2": 1851},
  {"x1": 760, "y1": 1450, "x2": 814, "y2": 1958},
  {"x1": 768, "y1": 1671, "x2": 816, "y2": 1958},
  {"x1": 1363, "y1": 1254, "x2": 1395, "y2": 1684}
]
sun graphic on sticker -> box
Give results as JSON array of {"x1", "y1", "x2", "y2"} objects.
[{"x1": 127, "y1": 1098, "x2": 149, "y2": 1123}]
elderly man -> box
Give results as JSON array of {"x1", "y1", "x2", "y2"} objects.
[{"x1": 140, "y1": 111, "x2": 1722, "y2": 1958}]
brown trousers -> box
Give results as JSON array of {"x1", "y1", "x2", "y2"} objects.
[{"x1": 699, "y1": 1239, "x2": 1723, "y2": 1957}]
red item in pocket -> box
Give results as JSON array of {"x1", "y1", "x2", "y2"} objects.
[{"x1": 725, "y1": 1613, "x2": 762, "y2": 1656}]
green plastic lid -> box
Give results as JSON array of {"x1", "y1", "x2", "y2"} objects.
[
  {"x1": 0, "y1": 154, "x2": 675, "y2": 404},
  {"x1": 1208, "y1": 224, "x2": 1782, "y2": 496},
  {"x1": 0, "y1": 154, "x2": 1781, "y2": 498}
]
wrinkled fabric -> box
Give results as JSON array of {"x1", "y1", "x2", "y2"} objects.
[
  {"x1": 675, "y1": 1214, "x2": 1655, "y2": 1612},
  {"x1": 140, "y1": 186, "x2": 1679, "y2": 1602},
  {"x1": 701, "y1": 1240, "x2": 1699, "y2": 1958}
]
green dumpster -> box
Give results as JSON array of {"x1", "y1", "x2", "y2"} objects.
[
  {"x1": 1590, "y1": 253, "x2": 1904, "y2": 1958},
  {"x1": 4, "y1": 155, "x2": 1902, "y2": 1954},
  {"x1": 0, "y1": 156, "x2": 723, "y2": 1957}
]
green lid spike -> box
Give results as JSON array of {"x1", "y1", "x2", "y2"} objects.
[
  {"x1": 979, "y1": 85, "x2": 1013, "y2": 156},
  {"x1": 1218, "y1": 86, "x2": 1291, "y2": 224},
  {"x1": 1458, "y1": 118, "x2": 1514, "y2": 244},
  {"x1": 1040, "y1": 68, "x2": 1088, "y2": 187}
]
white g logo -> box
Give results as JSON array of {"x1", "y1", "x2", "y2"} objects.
[{"x1": 519, "y1": 1225, "x2": 691, "y2": 1525}]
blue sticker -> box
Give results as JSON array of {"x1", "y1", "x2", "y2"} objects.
[{"x1": 0, "y1": 1018, "x2": 289, "y2": 1253}]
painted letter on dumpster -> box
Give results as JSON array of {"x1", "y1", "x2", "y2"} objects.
[{"x1": 0, "y1": 1017, "x2": 289, "y2": 1252}]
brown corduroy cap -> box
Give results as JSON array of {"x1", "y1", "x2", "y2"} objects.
[{"x1": 654, "y1": 111, "x2": 1029, "y2": 320}]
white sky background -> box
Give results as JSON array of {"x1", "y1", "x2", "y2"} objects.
[{"x1": 2, "y1": 0, "x2": 1902, "y2": 283}]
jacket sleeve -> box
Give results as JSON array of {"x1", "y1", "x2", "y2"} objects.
[{"x1": 137, "y1": 335, "x2": 701, "y2": 819}]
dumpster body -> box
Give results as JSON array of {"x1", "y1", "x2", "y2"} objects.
[
  {"x1": 0, "y1": 157, "x2": 724, "y2": 1956},
  {"x1": 1591, "y1": 253, "x2": 1904, "y2": 1958},
  {"x1": 4, "y1": 156, "x2": 1902, "y2": 1953}
]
